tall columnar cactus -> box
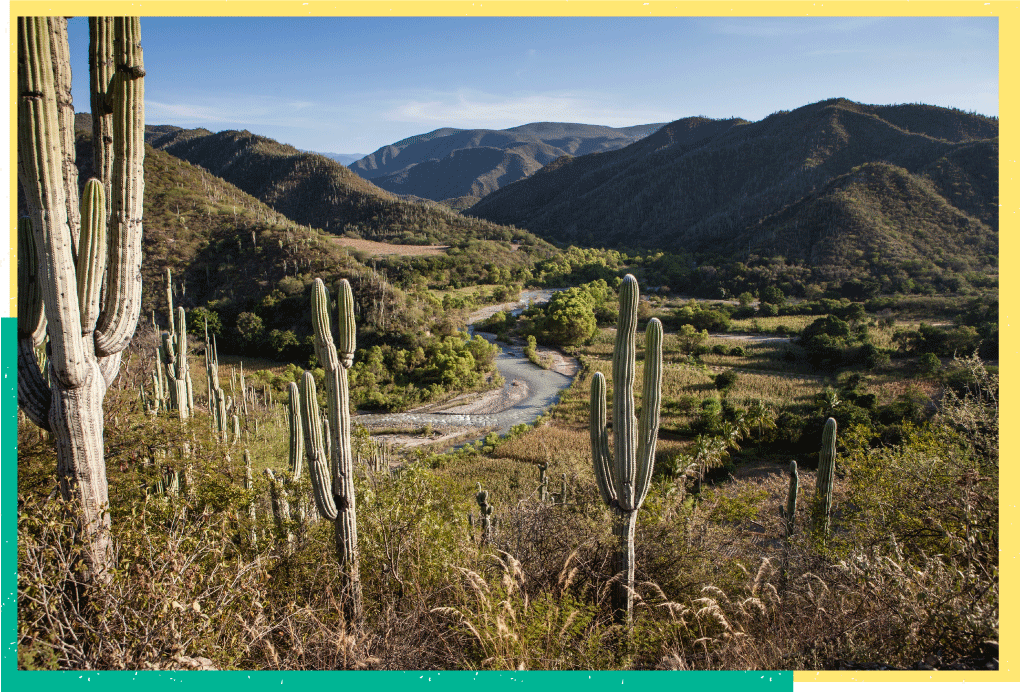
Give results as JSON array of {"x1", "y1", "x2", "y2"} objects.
[
  {"x1": 815, "y1": 417, "x2": 837, "y2": 535},
  {"x1": 17, "y1": 17, "x2": 144, "y2": 581},
  {"x1": 287, "y1": 381, "x2": 304, "y2": 477},
  {"x1": 302, "y1": 278, "x2": 362, "y2": 626},
  {"x1": 590, "y1": 274, "x2": 662, "y2": 626},
  {"x1": 537, "y1": 461, "x2": 549, "y2": 502},
  {"x1": 785, "y1": 460, "x2": 799, "y2": 538},
  {"x1": 161, "y1": 305, "x2": 191, "y2": 419}
]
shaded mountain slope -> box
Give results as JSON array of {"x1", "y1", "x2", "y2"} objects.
[
  {"x1": 144, "y1": 127, "x2": 538, "y2": 247},
  {"x1": 468, "y1": 99, "x2": 998, "y2": 278}
]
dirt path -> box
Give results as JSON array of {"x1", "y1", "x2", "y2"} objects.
[{"x1": 356, "y1": 292, "x2": 577, "y2": 451}]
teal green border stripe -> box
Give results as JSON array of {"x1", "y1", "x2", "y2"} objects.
[
  {"x1": 0, "y1": 316, "x2": 789, "y2": 687},
  {"x1": 4, "y1": 318, "x2": 18, "y2": 674}
]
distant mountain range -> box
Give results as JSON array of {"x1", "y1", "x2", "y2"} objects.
[
  {"x1": 312, "y1": 151, "x2": 368, "y2": 166},
  {"x1": 467, "y1": 98, "x2": 998, "y2": 282},
  {"x1": 346, "y1": 122, "x2": 666, "y2": 208}
]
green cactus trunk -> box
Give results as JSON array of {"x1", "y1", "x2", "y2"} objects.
[
  {"x1": 590, "y1": 275, "x2": 662, "y2": 628},
  {"x1": 786, "y1": 460, "x2": 799, "y2": 538},
  {"x1": 815, "y1": 417, "x2": 837, "y2": 535},
  {"x1": 303, "y1": 278, "x2": 362, "y2": 627},
  {"x1": 17, "y1": 16, "x2": 145, "y2": 582}
]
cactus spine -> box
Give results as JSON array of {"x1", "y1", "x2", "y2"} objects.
[
  {"x1": 590, "y1": 274, "x2": 662, "y2": 627},
  {"x1": 785, "y1": 460, "x2": 799, "y2": 537},
  {"x1": 302, "y1": 278, "x2": 362, "y2": 626},
  {"x1": 17, "y1": 17, "x2": 145, "y2": 581},
  {"x1": 815, "y1": 417, "x2": 837, "y2": 535}
]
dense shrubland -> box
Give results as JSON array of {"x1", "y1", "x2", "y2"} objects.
[{"x1": 18, "y1": 285, "x2": 998, "y2": 670}]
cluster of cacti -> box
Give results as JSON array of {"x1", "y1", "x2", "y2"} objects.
[
  {"x1": 17, "y1": 16, "x2": 145, "y2": 580},
  {"x1": 815, "y1": 417, "x2": 837, "y2": 535},
  {"x1": 590, "y1": 274, "x2": 662, "y2": 627},
  {"x1": 205, "y1": 328, "x2": 230, "y2": 441},
  {"x1": 785, "y1": 460, "x2": 799, "y2": 537},
  {"x1": 360, "y1": 439, "x2": 391, "y2": 474},
  {"x1": 552, "y1": 473, "x2": 568, "y2": 505},
  {"x1": 298, "y1": 278, "x2": 362, "y2": 626}
]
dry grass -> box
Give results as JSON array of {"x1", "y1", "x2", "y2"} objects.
[{"x1": 333, "y1": 237, "x2": 449, "y2": 257}]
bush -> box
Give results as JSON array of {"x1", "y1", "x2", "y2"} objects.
[{"x1": 714, "y1": 370, "x2": 739, "y2": 395}]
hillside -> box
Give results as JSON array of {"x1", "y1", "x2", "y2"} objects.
[
  {"x1": 139, "y1": 123, "x2": 542, "y2": 248},
  {"x1": 468, "y1": 99, "x2": 998, "y2": 281},
  {"x1": 348, "y1": 121, "x2": 666, "y2": 207}
]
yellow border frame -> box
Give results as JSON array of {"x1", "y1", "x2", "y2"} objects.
[{"x1": 7, "y1": 0, "x2": 1014, "y2": 683}]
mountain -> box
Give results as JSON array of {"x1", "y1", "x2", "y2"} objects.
[
  {"x1": 140, "y1": 124, "x2": 539, "y2": 248},
  {"x1": 347, "y1": 122, "x2": 667, "y2": 207},
  {"x1": 467, "y1": 99, "x2": 998, "y2": 280}
]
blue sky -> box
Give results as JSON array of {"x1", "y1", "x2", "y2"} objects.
[{"x1": 65, "y1": 15, "x2": 998, "y2": 156}]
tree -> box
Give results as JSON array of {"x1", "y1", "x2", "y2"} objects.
[{"x1": 17, "y1": 17, "x2": 145, "y2": 581}]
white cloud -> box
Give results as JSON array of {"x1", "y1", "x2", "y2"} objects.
[{"x1": 147, "y1": 95, "x2": 339, "y2": 130}]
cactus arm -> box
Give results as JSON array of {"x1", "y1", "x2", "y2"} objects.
[
  {"x1": 337, "y1": 278, "x2": 356, "y2": 368},
  {"x1": 590, "y1": 371, "x2": 616, "y2": 508},
  {"x1": 49, "y1": 18, "x2": 80, "y2": 256},
  {"x1": 76, "y1": 179, "x2": 107, "y2": 333},
  {"x1": 301, "y1": 371, "x2": 338, "y2": 521},
  {"x1": 17, "y1": 217, "x2": 48, "y2": 347},
  {"x1": 612, "y1": 274, "x2": 639, "y2": 510},
  {"x1": 88, "y1": 17, "x2": 115, "y2": 205},
  {"x1": 17, "y1": 215, "x2": 52, "y2": 429},
  {"x1": 18, "y1": 16, "x2": 87, "y2": 388},
  {"x1": 94, "y1": 17, "x2": 144, "y2": 357},
  {"x1": 17, "y1": 337, "x2": 52, "y2": 430},
  {"x1": 635, "y1": 317, "x2": 663, "y2": 508},
  {"x1": 98, "y1": 350, "x2": 122, "y2": 388}
]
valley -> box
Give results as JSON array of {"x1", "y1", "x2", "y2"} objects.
[{"x1": 18, "y1": 78, "x2": 998, "y2": 672}]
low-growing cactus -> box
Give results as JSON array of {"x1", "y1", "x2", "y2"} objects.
[
  {"x1": 814, "y1": 417, "x2": 837, "y2": 535},
  {"x1": 590, "y1": 274, "x2": 662, "y2": 627}
]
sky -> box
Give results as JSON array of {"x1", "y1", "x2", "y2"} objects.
[{"x1": 61, "y1": 15, "x2": 997, "y2": 158}]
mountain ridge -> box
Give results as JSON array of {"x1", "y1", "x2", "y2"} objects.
[
  {"x1": 347, "y1": 120, "x2": 667, "y2": 206},
  {"x1": 467, "y1": 98, "x2": 998, "y2": 282}
]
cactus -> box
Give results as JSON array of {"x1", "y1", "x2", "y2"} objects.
[
  {"x1": 287, "y1": 381, "x2": 304, "y2": 477},
  {"x1": 16, "y1": 16, "x2": 145, "y2": 581},
  {"x1": 301, "y1": 278, "x2": 362, "y2": 626},
  {"x1": 243, "y1": 449, "x2": 257, "y2": 545},
  {"x1": 815, "y1": 417, "x2": 837, "y2": 535},
  {"x1": 475, "y1": 483, "x2": 494, "y2": 543},
  {"x1": 537, "y1": 461, "x2": 549, "y2": 502},
  {"x1": 264, "y1": 468, "x2": 293, "y2": 548},
  {"x1": 785, "y1": 460, "x2": 799, "y2": 537},
  {"x1": 590, "y1": 274, "x2": 662, "y2": 627}
]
